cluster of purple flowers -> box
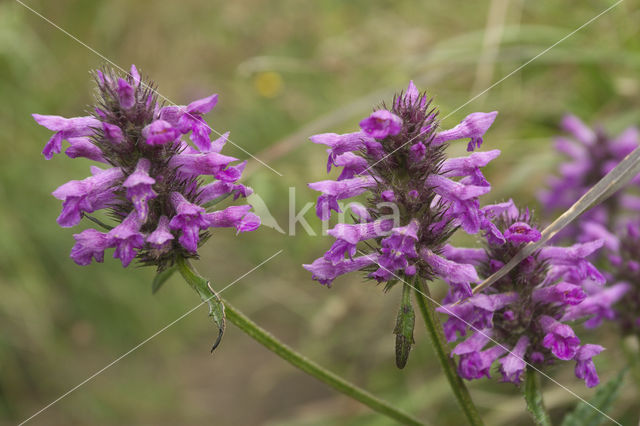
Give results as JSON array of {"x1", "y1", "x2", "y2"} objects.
[
  {"x1": 539, "y1": 115, "x2": 640, "y2": 248},
  {"x1": 303, "y1": 81, "x2": 501, "y2": 293},
  {"x1": 439, "y1": 203, "x2": 627, "y2": 387},
  {"x1": 600, "y1": 221, "x2": 640, "y2": 335},
  {"x1": 541, "y1": 114, "x2": 640, "y2": 336},
  {"x1": 35, "y1": 65, "x2": 259, "y2": 270}
]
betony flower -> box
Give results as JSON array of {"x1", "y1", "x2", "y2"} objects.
[
  {"x1": 439, "y1": 203, "x2": 617, "y2": 387},
  {"x1": 539, "y1": 115, "x2": 640, "y2": 243},
  {"x1": 36, "y1": 65, "x2": 259, "y2": 270},
  {"x1": 304, "y1": 81, "x2": 500, "y2": 289},
  {"x1": 304, "y1": 81, "x2": 500, "y2": 367}
]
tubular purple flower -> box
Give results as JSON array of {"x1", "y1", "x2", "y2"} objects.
[
  {"x1": 103, "y1": 122, "x2": 124, "y2": 144},
  {"x1": 117, "y1": 78, "x2": 135, "y2": 109},
  {"x1": 451, "y1": 330, "x2": 492, "y2": 356},
  {"x1": 533, "y1": 282, "x2": 586, "y2": 305},
  {"x1": 498, "y1": 336, "x2": 529, "y2": 384},
  {"x1": 359, "y1": 110, "x2": 403, "y2": 139},
  {"x1": 562, "y1": 283, "x2": 630, "y2": 327},
  {"x1": 409, "y1": 142, "x2": 426, "y2": 163},
  {"x1": 333, "y1": 153, "x2": 368, "y2": 180},
  {"x1": 147, "y1": 216, "x2": 174, "y2": 250},
  {"x1": 169, "y1": 192, "x2": 210, "y2": 252},
  {"x1": 539, "y1": 315, "x2": 580, "y2": 360},
  {"x1": 441, "y1": 244, "x2": 487, "y2": 266},
  {"x1": 372, "y1": 221, "x2": 420, "y2": 281},
  {"x1": 123, "y1": 158, "x2": 157, "y2": 222},
  {"x1": 310, "y1": 131, "x2": 378, "y2": 171},
  {"x1": 540, "y1": 240, "x2": 606, "y2": 284},
  {"x1": 422, "y1": 249, "x2": 479, "y2": 284},
  {"x1": 142, "y1": 120, "x2": 180, "y2": 146},
  {"x1": 65, "y1": 137, "x2": 106, "y2": 162},
  {"x1": 205, "y1": 205, "x2": 260, "y2": 233},
  {"x1": 108, "y1": 212, "x2": 145, "y2": 267},
  {"x1": 177, "y1": 94, "x2": 218, "y2": 151},
  {"x1": 574, "y1": 344, "x2": 604, "y2": 388},
  {"x1": 215, "y1": 160, "x2": 247, "y2": 183},
  {"x1": 52, "y1": 167, "x2": 123, "y2": 227},
  {"x1": 198, "y1": 181, "x2": 252, "y2": 204},
  {"x1": 433, "y1": 111, "x2": 498, "y2": 151},
  {"x1": 170, "y1": 151, "x2": 239, "y2": 177},
  {"x1": 70, "y1": 229, "x2": 111, "y2": 266},
  {"x1": 33, "y1": 114, "x2": 100, "y2": 160},
  {"x1": 325, "y1": 220, "x2": 394, "y2": 264},
  {"x1": 458, "y1": 346, "x2": 506, "y2": 380},
  {"x1": 308, "y1": 176, "x2": 377, "y2": 220},
  {"x1": 303, "y1": 254, "x2": 379, "y2": 287},
  {"x1": 561, "y1": 115, "x2": 596, "y2": 146},
  {"x1": 441, "y1": 149, "x2": 500, "y2": 186}
]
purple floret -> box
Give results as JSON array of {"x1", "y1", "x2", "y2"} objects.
[{"x1": 38, "y1": 65, "x2": 259, "y2": 269}]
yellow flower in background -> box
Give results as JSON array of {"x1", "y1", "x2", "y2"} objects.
[{"x1": 253, "y1": 71, "x2": 283, "y2": 98}]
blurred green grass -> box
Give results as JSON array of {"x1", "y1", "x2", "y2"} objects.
[{"x1": 1, "y1": 0, "x2": 640, "y2": 424}]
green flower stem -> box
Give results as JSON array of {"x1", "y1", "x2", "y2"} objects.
[
  {"x1": 413, "y1": 279, "x2": 484, "y2": 426},
  {"x1": 523, "y1": 367, "x2": 551, "y2": 426},
  {"x1": 176, "y1": 257, "x2": 424, "y2": 426}
]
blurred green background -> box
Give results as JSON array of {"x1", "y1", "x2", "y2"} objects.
[{"x1": 1, "y1": 0, "x2": 640, "y2": 424}]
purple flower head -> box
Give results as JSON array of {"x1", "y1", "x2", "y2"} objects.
[
  {"x1": 602, "y1": 219, "x2": 640, "y2": 335},
  {"x1": 540, "y1": 115, "x2": 640, "y2": 242},
  {"x1": 441, "y1": 203, "x2": 611, "y2": 387},
  {"x1": 359, "y1": 110, "x2": 403, "y2": 139},
  {"x1": 38, "y1": 65, "x2": 258, "y2": 270},
  {"x1": 304, "y1": 81, "x2": 501, "y2": 366},
  {"x1": 305, "y1": 81, "x2": 499, "y2": 290}
]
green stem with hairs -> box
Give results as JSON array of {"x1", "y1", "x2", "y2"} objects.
[
  {"x1": 523, "y1": 367, "x2": 551, "y2": 426},
  {"x1": 176, "y1": 257, "x2": 424, "y2": 426},
  {"x1": 413, "y1": 279, "x2": 484, "y2": 426}
]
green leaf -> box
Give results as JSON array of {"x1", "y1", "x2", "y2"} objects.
[
  {"x1": 175, "y1": 257, "x2": 226, "y2": 353},
  {"x1": 393, "y1": 282, "x2": 415, "y2": 369},
  {"x1": 524, "y1": 367, "x2": 552, "y2": 426},
  {"x1": 560, "y1": 369, "x2": 626, "y2": 426},
  {"x1": 151, "y1": 266, "x2": 176, "y2": 294}
]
